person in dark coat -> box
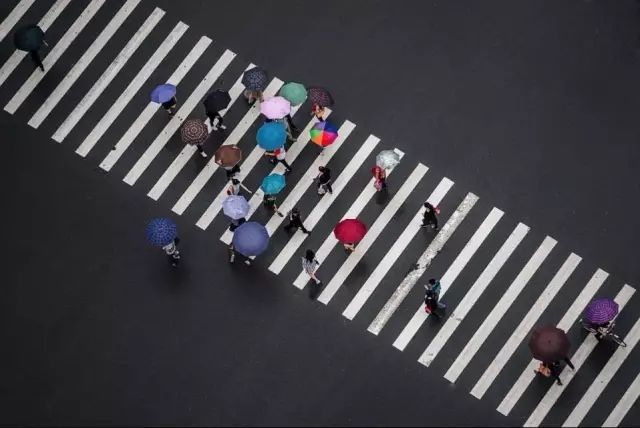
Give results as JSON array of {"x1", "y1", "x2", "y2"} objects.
[
  {"x1": 316, "y1": 166, "x2": 333, "y2": 195},
  {"x1": 284, "y1": 207, "x2": 310, "y2": 234},
  {"x1": 424, "y1": 278, "x2": 446, "y2": 317},
  {"x1": 421, "y1": 202, "x2": 439, "y2": 230}
]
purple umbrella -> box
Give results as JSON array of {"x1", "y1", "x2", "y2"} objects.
[
  {"x1": 150, "y1": 84, "x2": 176, "y2": 103},
  {"x1": 232, "y1": 221, "x2": 269, "y2": 257},
  {"x1": 584, "y1": 298, "x2": 619, "y2": 324},
  {"x1": 223, "y1": 195, "x2": 249, "y2": 220}
]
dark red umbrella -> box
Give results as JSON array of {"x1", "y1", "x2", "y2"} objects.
[
  {"x1": 528, "y1": 325, "x2": 571, "y2": 362},
  {"x1": 333, "y1": 219, "x2": 367, "y2": 243}
]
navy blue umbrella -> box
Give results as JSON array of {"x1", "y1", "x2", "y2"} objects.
[
  {"x1": 242, "y1": 67, "x2": 268, "y2": 91},
  {"x1": 232, "y1": 221, "x2": 269, "y2": 257},
  {"x1": 146, "y1": 218, "x2": 177, "y2": 246}
]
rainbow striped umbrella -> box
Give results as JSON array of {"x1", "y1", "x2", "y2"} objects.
[{"x1": 310, "y1": 121, "x2": 338, "y2": 147}]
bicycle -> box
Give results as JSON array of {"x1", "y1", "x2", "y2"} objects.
[{"x1": 579, "y1": 319, "x2": 627, "y2": 347}]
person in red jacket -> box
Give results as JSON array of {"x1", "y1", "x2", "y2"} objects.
[{"x1": 372, "y1": 165, "x2": 387, "y2": 191}]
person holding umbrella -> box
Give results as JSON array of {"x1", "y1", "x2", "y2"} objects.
[
  {"x1": 334, "y1": 219, "x2": 367, "y2": 254},
  {"x1": 146, "y1": 218, "x2": 181, "y2": 267},
  {"x1": 308, "y1": 87, "x2": 334, "y2": 121},
  {"x1": 151, "y1": 83, "x2": 178, "y2": 117},
  {"x1": 223, "y1": 195, "x2": 249, "y2": 232},
  {"x1": 279, "y1": 82, "x2": 307, "y2": 136},
  {"x1": 215, "y1": 145, "x2": 242, "y2": 179},
  {"x1": 231, "y1": 221, "x2": 270, "y2": 262},
  {"x1": 181, "y1": 118, "x2": 209, "y2": 158},
  {"x1": 14, "y1": 24, "x2": 48, "y2": 71},
  {"x1": 529, "y1": 326, "x2": 573, "y2": 385},
  {"x1": 582, "y1": 297, "x2": 620, "y2": 340},
  {"x1": 203, "y1": 89, "x2": 231, "y2": 130},
  {"x1": 242, "y1": 67, "x2": 268, "y2": 105},
  {"x1": 261, "y1": 174, "x2": 286, "y2": 217}
]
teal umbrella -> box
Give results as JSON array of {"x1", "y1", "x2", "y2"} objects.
[
  {"x1": 256, "y1": 122, "x2": 286, "y2": 150},
  {"x1": 261, "y1": 174, "x2": 286, "y2": 195},
  {"x1": 279, "y1": 82, "x2": 307, "y2": 106}
]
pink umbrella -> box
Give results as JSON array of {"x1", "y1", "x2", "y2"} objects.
[{"x1": 260, "y1": 96, "x2": 291, "y2": 119}]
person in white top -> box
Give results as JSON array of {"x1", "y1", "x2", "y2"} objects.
[{"x1": 265, "y1": 147, "x2": 292, "y2": 173}]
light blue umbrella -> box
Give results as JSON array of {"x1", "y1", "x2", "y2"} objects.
[
  {"x1": 256, "y1": 121, "x2": 286, "y2": 150},
  {"x1": 260, "y1": 173, "x2": 286, "y2": 195},
  {"x1": 223, "y1": 195, "x2": 250, "y2": 220},
  {"x1": 150, "y1": 83, "x2": 176, "y2": 103},
  {"x1": 232, "y1": 221, "x2": 269, "y2": 256},
  {"x1": 146, "y1": 218, "x2": 177, "y2": 246}
]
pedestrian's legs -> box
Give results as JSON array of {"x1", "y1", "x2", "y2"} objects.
[
  {"x1": 285, "y1": 114, "x2": 298, "y2": 134},
  {"x1": 30, "y1": 49, "x2": 44, "y2": 71},
  {"x1": 299, "y1": 223, "x2": 310, "y2": 234},
  {"x1": 196, "y1": 143, "x2": 207, "y2": 158},
  {"x1": 279, "y1": 159, "x2": 292, "y2": 172},
  {"x1": 564, "y1": 357, "x2": 575, "y2": 370},
  {"x1": 325, "y1": 181, "x2": 333, "y2": 194},
  {"x1": 284, "y1": 221, "x2": 295, "y2": 232},
  {"x1": 309, "y1": 271, "x2": 321, "y2": 285}
]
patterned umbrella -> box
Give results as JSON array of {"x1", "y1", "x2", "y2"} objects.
[
  {"x1": 260, "y1": 173, "x2": 286, "y2": 195},
  {"x1": 242, "y1": 67, "x2": 268, "y2": 91},
  {"x1": 223, "y1": 195, "x2": 250, "y2": 220},
  {"x1": 146, "y1": 218, "x2": 177, "y2": 247},
  {"x1": 260, "y1": 96, "x2": 291, "y2": 119},
  {"x1": 181, "y1": 118, "x2": 208, "y2": 145},
  {"x1": 256, "y1": 122, "x2": 286, "y2": 150},
  {"x1": 308, "y1": 87, "x2": 334, "y2": 107},
  {"x1": 528, "y1": 325, "x2": 571, "y2": 363},
  {"x1": 584, "y1": 298, "x2": 619, "y2": 324},
  {"x1": 203, "y1": 89, "x2": 231, "y2": 113},
  {"x1": 279, "y1": 82, "x2": 307, "y2": 106},
  {"x1": 376, "y1": 150, "x2": 401, "y2": 169},
  {"x1": 310, "y1": 121, "x2": 338, "y2": 147},
  {"x1": 333, "y1": 219, "x2": 367, "y2": 243},
  {"x1": 150, "y1": 84, "x2": 176, "y2": 103},
  {"x1": 215, "y1": 145, "x2": 242, "y2": 167},
  {"x1": 13, "y1": 24, "x2": 44, "y2": 51},
  {"x1": 232, "y1": 221, "x2": 270, "y2": 257}
]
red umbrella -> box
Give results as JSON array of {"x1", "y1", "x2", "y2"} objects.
[{"x1": 333, "y1": 219, "x2": 367, "y2": 243}]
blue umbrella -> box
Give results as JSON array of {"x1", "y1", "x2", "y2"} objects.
[
  {"x1": 256, "y1": 121, "x2": 286, "y2": 150},
  {"x1": 232, "y1": 221, "x2": 269, "y2": 257},
  {"x1": 223, "y1": 195, "x2": 250, "y2": 220},
  {"x1": 150, "y1": 83, "x2": 176, "y2": 103},
  {"x1": 261, "y1": 173, "x2": 286, "y2": 195},
  {"x1": 146, "y1": 218, "x2": 177, "y2": 246}
]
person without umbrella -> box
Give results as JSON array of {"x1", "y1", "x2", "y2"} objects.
[
  {"x1": 263, "y1": 193, "x2": 284, "y2": 217},
  {"x1": 424, "y1": 278, "x2": 446, "y2": 317},
  {"x1": 421, "y1": 202, "x2": 440, "y2": 230},
  {"x1": 284, "y1": 207, "x2": 310, "y2": 234},
  {"x1": 302, "y1": 249, "x2": 322, "y2": 287},
  {"x1": 316, "y1": 166, "x2": 333, "y2": 195}
]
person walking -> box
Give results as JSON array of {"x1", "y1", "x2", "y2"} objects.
[
  {"x1": 263, "y1": 193, "x2": 284, "y2": 217},
  {"x1": 162, "y1": 95, "x2": 178, "y2": 116},
  {"x1": 206, "y1": 110, "x2": 227, "y2": 131},
  {"x1": 302, "y1": 249, "x2": 322, "y2": 286},
  {"x1": 162, "y1": 237, "x2": 181, "y2": 267},
  {"x1": 265, "y1": 147, "x2": 292, "y2": 173},
  {"x1": 421, "y1": 202, "x2": 439, "y2": 230},
  {"x1": 343, "y1": 242, "x2": 355, "y2": 253},
  {"x1": 228, "y1": 244, "x2": 251, "y2": 266},
  {"x1": 243, "y1": 89, "x2": 263, "y2": 105},
  {"x1": 534, "y1": 361, "x2": 563, "y2": 386},
  {"x1": 229, "y1": 217, "x2": 246, "y2": 232},
  {"x1": 30, "y1": 46, "x2": 45, "y2": 71},
  {"x1": 221, "y1": 163, "x2": 241, "y2": 180},
  {"x1": 226, "y1": 178, "x2": 241, "y2": 196},
  {"x1": 311, "y1": 103, "x2": 325, "y2": 121},
  {"x1": 316, "y1": 166, "x2": 333, "y2": 195},
  {"x1": 424, "y1": 278, "x2": 446, "y2": 317},
  {"x1": 372, "y1": 165, "x2": 387, "y2": 191},
  {"x1": 195, "y1": 142, "x2": 207, "y2": 158},
  {"x1": 284, "y1": 207, "x2": 311, "y2": 234},
  {"x1": 284, "y1": 113, "x2": 299, "y2": 137}
]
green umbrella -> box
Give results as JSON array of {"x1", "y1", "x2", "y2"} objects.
[
  {"x1": 279, "y1": 82, "x2": 307, "y2": 106},
  {"x1": 13, "y1": 24, "x2": 45, "y2": 52}
]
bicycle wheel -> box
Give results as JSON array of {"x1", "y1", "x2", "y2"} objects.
[{"x1": 609, "y1": 333, "x2": 627, "y2": 348}]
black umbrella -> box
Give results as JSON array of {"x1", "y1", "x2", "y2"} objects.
[
  {"x1": 241, "y1": 67, "x2": 268, "y2": 91},
  {"x1": 528, "y1": 325, "x2": 571, "y2": 363},
  {"x1": 308, "y1": 86, "x2": 334, "y2": 107},
  {"x1": 203, "y1": 90, "x2": 231, "y2": 113},
  {"x1": 13, "y1": 24, "x2": 45, "y2": 52}
]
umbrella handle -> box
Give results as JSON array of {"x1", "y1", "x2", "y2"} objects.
[
  {"x1": 240, "y1": 183, "x2": 253, "y2": 194},
  {"x1": 43, "y1": 40, "x2": 49, "y2": 47}
]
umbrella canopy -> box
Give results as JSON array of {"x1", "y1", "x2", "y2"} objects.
[
  {"x1": 204, "y1": 89, "x2": 231, "y2": 113},
  {"x1": 146, "y1": 218, "x2": 177, "y2": 247},
  {"x1": 310, "y1": 121, "x2": 339, "y2": 147},
  {"x1": 215, "y1": 145, "x2": 242, "y2": 167},
  {"x1": 242, "y1": 67, "x2": 268, "y2": 91},
  {"x1": 584, "y1": 298, "x2": 619, "y2": 324},
  {"x1": 279, "y1": 82, "x2": 307, "y2": 106},
  {"x1": 308, "y1": 87, "x2": 334, "y2": 107},
  {"x1": 223, "y1": 195, "x2": 250, "y2": 220},
  {"x1": 256, "y1": 121, "x2": 286, "y2": 150},
  {"x1": 528, "y1": 326, "x2": 571, "y2": 363},
  {"x1": 260, "y1": 173, "x2": 286, "y2": 195},
  {"x1": 376, "y1": 150, "x2": 401, "y2": 169},
  {"x1": 334, "y1": 219, "x2": 367, "y2": 243},
  {"x1": 260, "y1": 96, "x2": 291, "y2": 119},
  {"x1": 13, "y1": 24, "x2": 44, "y2": 51},
  {"x1": 181, "y1": 118, "x2": 208, "y2": 145},
  {"x1": 150, "y1": 83, "x2": 176, "y2": 103},
  {"x1": 232, "y1": 221, "x2": 270, "y2": 257}
]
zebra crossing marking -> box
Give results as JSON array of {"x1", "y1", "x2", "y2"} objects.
[{"x1": 0, "y1": 0, "x2": 36, "y2": 43}]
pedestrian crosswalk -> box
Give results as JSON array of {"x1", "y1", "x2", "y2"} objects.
[{"x1": 1, "y1": 1, "x2": 639, "y2": 426}]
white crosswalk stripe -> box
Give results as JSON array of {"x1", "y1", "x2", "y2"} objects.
[
  {"x1": 29, "y1": 0, "x2": 143, "y2": 130},
  {"x1": 496, "y1": 267, "x2": 608, "y2": 416},
  {"x1": 604, "y1": 370, "x2": 640, "y2": 427},
  {"x1": 367, "y1": 192, "x2": 478, "y2": 336},
  {"x1": 123, "y1": 49, "x2": 236, "y2": 185},
  {"x1": 4, "y1": 0, "x2": 105, "y2": 114},
  {"x1": 292, "y1": 150, "x2": 405, "y2": 289},
  {"x1": 98, "y1": 37, "x2": 211, "y2": 169},
  {"x1": 267, "y1": 134, "x2": 378, "y2": 273},
  {"x1": 0, "y1": 0, "x2": 69, "y2": 88},
  {"x1": 341, "y1": 178, "x2": 455, "y2": 319},
  {"x1": 523, "y1": 284, "x2": 636, "y2": 427},
  {"x1": 0, "y1": 0, "x2": 36, "y2": 43}
]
